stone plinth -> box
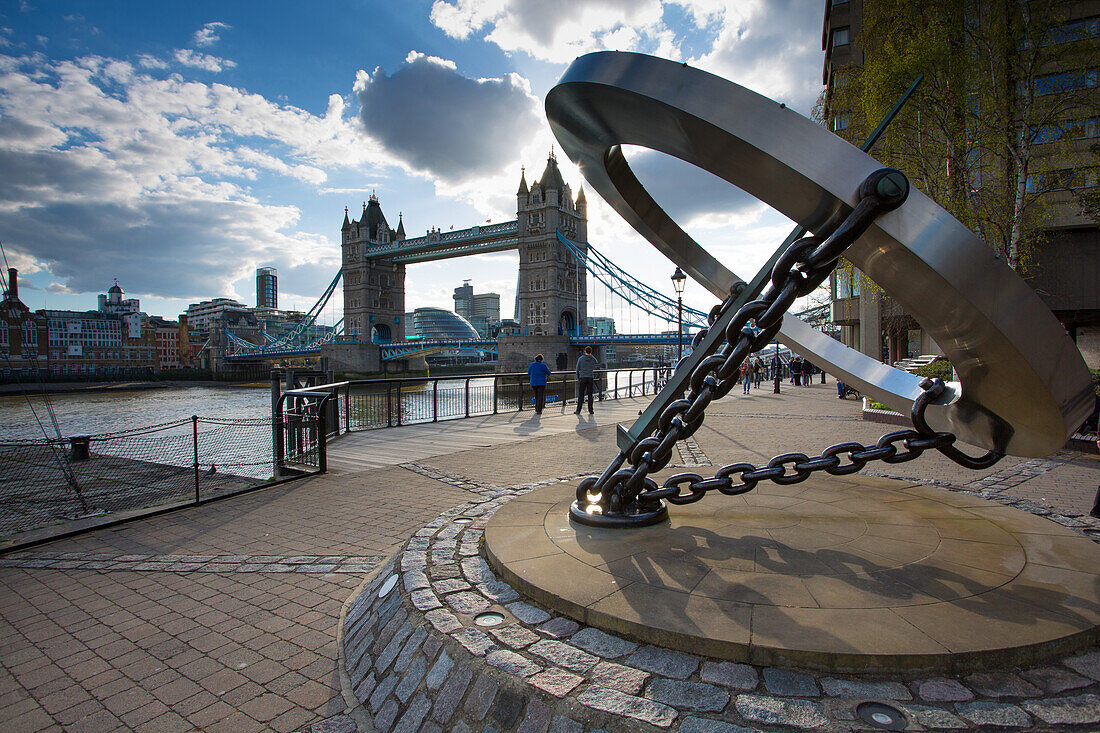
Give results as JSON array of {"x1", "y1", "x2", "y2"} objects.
[{"x1": 485, "y1": 475, "x2": 1100, "y2": 674}]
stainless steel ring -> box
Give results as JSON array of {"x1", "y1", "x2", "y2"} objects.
[{"x1": 546, "y1": 51, "x2": 1093, "y2": 456}]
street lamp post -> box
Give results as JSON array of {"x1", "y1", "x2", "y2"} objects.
[{"x1": 671, "y1": 267, "x2": 686, "y2": 362}]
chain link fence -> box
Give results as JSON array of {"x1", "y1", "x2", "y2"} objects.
[{"x1": 0, "y1": 415, "x2": 318, "y2": 538}]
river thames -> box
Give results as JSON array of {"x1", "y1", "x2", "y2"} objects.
[{"x1": 0, "y1": 385, "x2": 271, "y2": 442}]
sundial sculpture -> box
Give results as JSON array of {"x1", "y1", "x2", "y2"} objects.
[{"x1": 546, "y1": 52, "x2": 1095, "y2": 528}]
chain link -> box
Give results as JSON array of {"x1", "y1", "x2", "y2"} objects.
[{"x1": 575, "y1": 169, "x2": 1005, "y2": 520}]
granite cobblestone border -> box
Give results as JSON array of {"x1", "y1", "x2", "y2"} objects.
[{"x1": 340, "y1": 479, "x2": 1100, "y2": 732}]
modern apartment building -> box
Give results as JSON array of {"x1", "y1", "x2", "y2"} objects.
[
  {"x1": 821, "y1": 0, "x2": 1100, "y2": 366},
  {"x1": 256, "y1": 267, "x2": 277, "y2": 309},
  {"x1": 184, "y1": 297, "x2": 249, "y2": 336}
]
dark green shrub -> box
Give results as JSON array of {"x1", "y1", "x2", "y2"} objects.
[{"x1": 913, "y1": 360, "x2": 952, "y2": 381}]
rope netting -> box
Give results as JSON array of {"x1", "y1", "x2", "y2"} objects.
[{"x1": 0, "y1": 416, "x2": 310, "y2": 537}]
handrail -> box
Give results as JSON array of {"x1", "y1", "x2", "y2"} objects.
[
  {"x1": 274, "y1": 389, "x2": 336, "y2": 475},
  {"x1": 277, "y1": 367, "x2": 655, "y2": 394}
]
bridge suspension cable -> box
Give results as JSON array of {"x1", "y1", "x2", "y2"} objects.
[
  {"x1": 225, "y1": 269, "x2": 344, "y2": 356},
  {"x1": 556, "y1": 232, "x2": 709, "y2": 329}
]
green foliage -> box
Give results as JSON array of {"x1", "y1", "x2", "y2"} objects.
[
  {"x1": 1092, "y1": 368, "x2": 1100, "y2": 397},
  {"x1": 913, "y1": 360, "x2": 953, "y2": 381},
  {"x1": 831, "y1": 0, "x2": 1097, "y2": 270}
]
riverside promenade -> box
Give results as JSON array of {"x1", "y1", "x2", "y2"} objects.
[{"x1": 1, "y1": 383, "x2": 1098, "y2": 732}]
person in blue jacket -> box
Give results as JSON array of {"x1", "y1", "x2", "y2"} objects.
[{"x1": 528, "y1": 354, "x2": 552, "y2": 414}]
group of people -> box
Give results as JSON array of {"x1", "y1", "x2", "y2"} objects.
[
  {"x1": 527, "y1": 346, "x2": 599, "y2": 415},
  {"x1": 737, "y1": 354, "x2": 823, "y2": 394},
  {"x1": 739, "y1": 357, "x2": 766, "y2": 394},
  {"x1": 789, "y1": 355, "x2": 818, "y2": 386},
  {"x1": 529, "y1": 345, "x2": 836, "y2": 413}
]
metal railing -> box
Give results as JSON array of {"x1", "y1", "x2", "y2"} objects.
[
  {"x1": 0, "y1": 415, "x2": 293, "y2": 539},
  {"x1": 271, "y1": 368, "x2": 672, "y2": 446}
]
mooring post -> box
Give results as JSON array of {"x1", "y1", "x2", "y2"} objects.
[
  {"x1": 317, "y1": 401, "x2": 327, "y2": 474},
  {"x1": 192, "y1": 415, "x2": 200, "y2": 503}
]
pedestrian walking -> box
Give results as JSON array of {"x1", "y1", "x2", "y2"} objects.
[
  {"x1": 575, "y1": 346, "x2": 598, "y2": 414},
  {"x1": 527, "y1": 354, "x2": 551, "y2": 415},
  {"x1": 741, "y1": 360, "x2": 751, "y2": 394},
  {"x1": 753, "y1": 357, "x2": 763, "y2": 388},
  {"x1": 804, "y1": 360, "x2": 815, "y2": 385},
  {"x1": 791, "y1": 356, "x2": 802, "y2": 386}
]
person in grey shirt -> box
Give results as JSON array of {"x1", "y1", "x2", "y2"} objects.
[{"x1": 575, "y1": 346, "x2": 598, "y2": 414}]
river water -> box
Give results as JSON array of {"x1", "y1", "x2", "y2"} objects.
[
  {"x1": 0, "y1": 385, "x2": 271, "y2": 442},
  {"x1": 0, "y1": 370, "x2": 663, "y2": 443}
]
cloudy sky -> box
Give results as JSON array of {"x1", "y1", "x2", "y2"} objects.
[{"x1": 0, "y1": 0, "x2": 827, "y2": 329}]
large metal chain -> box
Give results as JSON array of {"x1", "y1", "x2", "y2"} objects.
[
  {"x1": 575, "y1": 169, "x2": 1003, "y2": 520},
  {"x1": 640, "y1": 377, "x2": 1003, "y2": 505}
]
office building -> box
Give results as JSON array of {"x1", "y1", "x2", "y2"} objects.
[
  {"x1": 822, "y1": 0, "x2": 1100, "y2": 366},
  {"x1": 454, "y1": 281, "x2": 501, "y2": 337}
]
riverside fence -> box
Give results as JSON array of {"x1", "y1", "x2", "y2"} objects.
[
  {"x1": 273, "y1": 367, "x2": 671, "y2": 444},
  {"x1": 0, "y1": 413, "x2": 320, "y2": 539},
  {"x1": 1, "y1": 367, "x2": 667, "y2": 541}
]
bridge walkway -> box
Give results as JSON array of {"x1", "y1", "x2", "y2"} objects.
[{"x1": 325, "y1": 396, "x2": 650, "y2": 474}]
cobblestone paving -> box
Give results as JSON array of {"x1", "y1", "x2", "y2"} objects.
[
  {"x1": 0, "y1": 466, "x2": 472, "y2": 732},
  {"x1": 342, "y1": 486, "x2": 1100, "y2": 732},
  {"x1": 0, "y1": 552, "x2": 387, "y2": 573},
  {"x1": 674, "y1": 437, "x2": 711, "y2": 467},
  {"x1": 3, "y1": 385, "x2": 1097, "y2": 732}
]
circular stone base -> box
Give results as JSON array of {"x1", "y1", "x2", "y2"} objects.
[{"x1": 484, "y1": 474, "x2": 1100, "y2": 673}]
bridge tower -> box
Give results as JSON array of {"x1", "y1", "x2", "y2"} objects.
[
  {"x1": 516, "y1": 151, "x2": 588, "y2": 337},
  {"x1": 341, "y1": 194, "x2": 406, "y2": 344},
  {"x1": 496, "y1": 152, "x2": 589, "y2": 372},
  {"x1": 323, "y1": 194, "x2": 418, "y2": 373}
]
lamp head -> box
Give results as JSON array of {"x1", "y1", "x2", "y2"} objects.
[{"x1": 671, "y1": 266, "x2": 686, "y2": 295}]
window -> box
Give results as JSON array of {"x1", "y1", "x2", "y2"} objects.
[
  {"x1": 835, "y1": 268, "x2": 860, "y2": 299},
  {"x1": 1033, "y1": 69, "x2": 1098, "y2": 96},
  {"x1": 1025, "y1": 167, "x2": 1099, "y2": 193},
  {"x1": 832, "y1": 27, "x2": 850, "y2": 47},
  {"x1": 833, "y1": 113, "x2": 851, "y2": 131},
  {"x1": 1030, "y1": 117, "x2": 1099, "y2": 144},
  {"x1": 1047, "y1": 16, "x2": 1099, "y2": 45}
]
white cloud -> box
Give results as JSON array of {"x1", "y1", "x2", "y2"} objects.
[
  {"x1": 688, "y1": 1, "x2": 824, "y2": 115},
  {"x1": 137, "y1": 54, "x2": 168, "y2": 70},
  {"x1": 431, "y1": 0, "x2": 672, "y2": 63},
  {"x1": 428, "y1": 0, "x2": 823, "y2": 115},
  {"x1": 0, "y1": 52, "x2": 391, "y2": 299},
  {"x1": 173, "y1": 48, "x2": 236, "y2": 73},
  {"x1": 192, "y1": 21, "x2": 230, "y2": 48}
]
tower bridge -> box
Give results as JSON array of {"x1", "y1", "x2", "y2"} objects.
[
  {"x1": 328, "y1": 151, "x2": 593, "y2": 373},
  {"x1": 226, "y1": 151, "x2": 711, "y2": 371}
]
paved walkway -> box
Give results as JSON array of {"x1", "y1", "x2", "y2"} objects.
[{"x1": 0, "y1": 384, "x2": 1097, "y2": 731}]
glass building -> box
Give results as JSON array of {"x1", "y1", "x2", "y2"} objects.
[
  {"x1": 408, "y1": 308, "x2": 487, "y2": 365},
  {"x1": 409, "y1": 308, "x2": 480, "y2": 340}
]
